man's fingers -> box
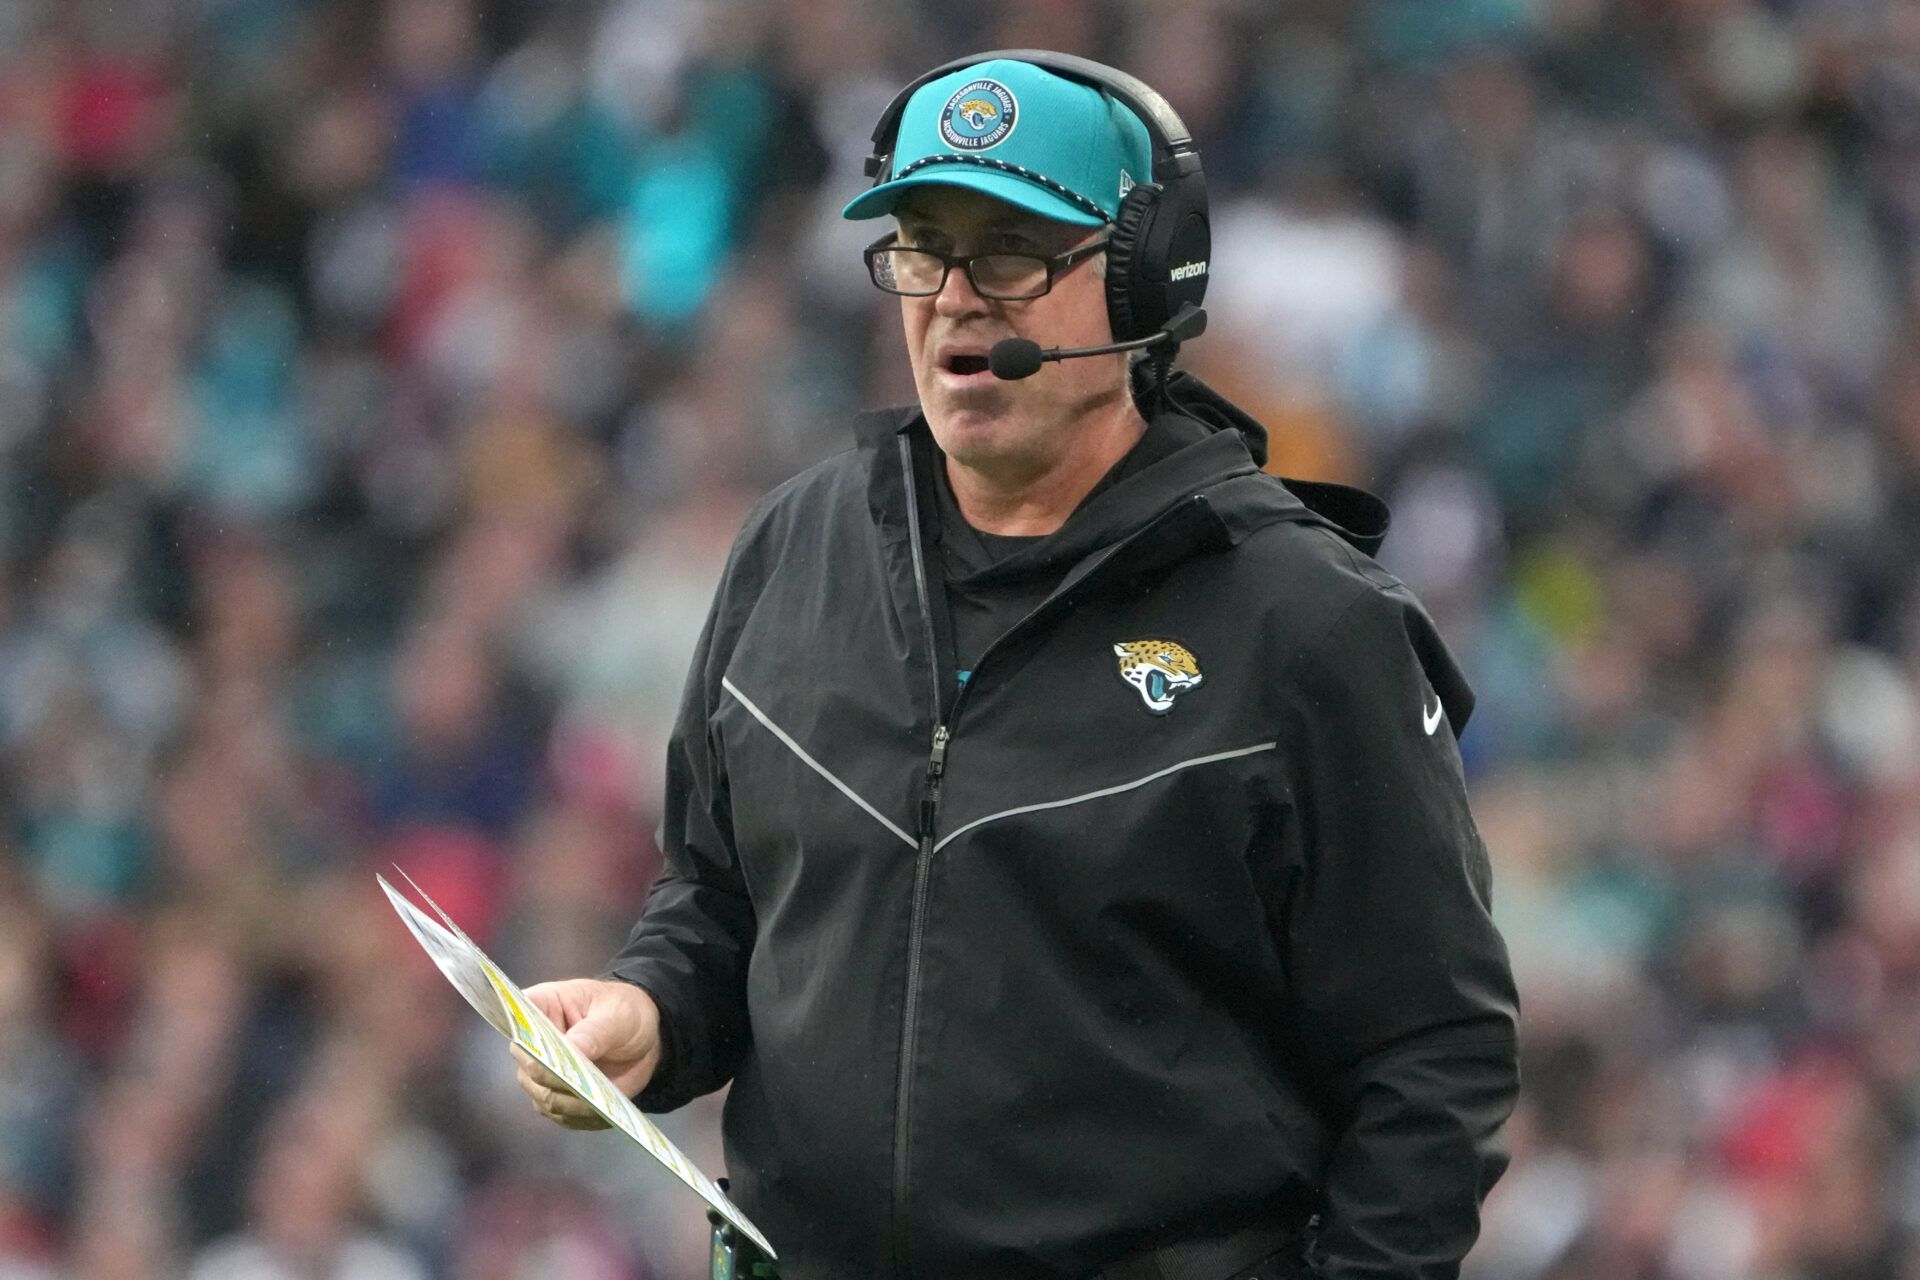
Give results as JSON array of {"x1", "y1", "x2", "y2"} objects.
[
  {"x1": 524, "y1": 984, "x2": 566, "y2": 1022},
  {"x1": 509, "y1": 1044, "x2": 609, "y2": 1128},
  {"x1": 509, "y1": 1045, "x2": 569, "y2": 1093},
  {"x1": 530, "y1": 1076, "x2": 591, "y2": 1116},
  {"x1": 520, "y1": 1068, "x2": 608, "y2": 1128},
  {"x1": 565, "y1": 1017, "x2": 607, "y2": 1060},
  {"x1": 507, "y1": 981, "x2": 656, "y2": 1130},
  {"x1": 519, "y1": 1064, "x2": 582, "y2": 1107}
]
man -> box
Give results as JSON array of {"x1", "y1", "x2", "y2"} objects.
[{"x1": 514, "y1": 53, "x2": 1519, "y2": 1280}]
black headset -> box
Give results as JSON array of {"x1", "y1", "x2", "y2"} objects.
[{"x1": 863, "y1": 49, "x2": 1210, "y2": 348}]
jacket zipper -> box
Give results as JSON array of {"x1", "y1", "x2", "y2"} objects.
[
  {"x1": 889, "y1": 434, "x2": 1207, "y2": 1273},
  {"x1": 892, "y1": 435, "x2": 946, "y2": 1276}
]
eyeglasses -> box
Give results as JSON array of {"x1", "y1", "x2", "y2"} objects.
[{"x1": 863, "y1": 232, "x2": 1110, "y2": 301}]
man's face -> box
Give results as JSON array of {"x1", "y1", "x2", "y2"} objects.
[{"x1": 892, "y1": 186, "x2": 1129, "y2": 480}]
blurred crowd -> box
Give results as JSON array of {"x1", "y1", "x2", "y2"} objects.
[{"x1": 2, "y1": 0, "x2": 1918, "y2": 1276}]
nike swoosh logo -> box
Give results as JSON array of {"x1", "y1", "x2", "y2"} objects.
[{"x1": 1423, "y1": 693, "x2": 1444, "y2": 736}]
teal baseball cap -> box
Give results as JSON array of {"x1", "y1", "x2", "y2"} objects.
[{"x1": 842, "y1": 58, "x2": 1154, "y2": 227}]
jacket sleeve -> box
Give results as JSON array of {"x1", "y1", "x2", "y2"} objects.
[
  {"x1": 1275, "y1": 579, "x2": 1520, "y2": 1279},
  {"x1": 600, "y1": 560, "x2": 758, "y2": 1113}
]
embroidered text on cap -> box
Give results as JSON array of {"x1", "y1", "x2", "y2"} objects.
[{"x1": 939, "y1": 79, "x2": 1019, "y2": 151}]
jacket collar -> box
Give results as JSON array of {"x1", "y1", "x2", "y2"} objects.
[{"x1": 856, "y1": 372, "x2": 1390, "y2": 565}]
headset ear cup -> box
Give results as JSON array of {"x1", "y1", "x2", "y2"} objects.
[{"x1": 1105, "y1": 183, "x2": 1161, "y2": 343}]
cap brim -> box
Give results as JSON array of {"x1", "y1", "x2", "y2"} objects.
[{"x1": 841, "y1": 167, "x2": 1107, "y2": 226}]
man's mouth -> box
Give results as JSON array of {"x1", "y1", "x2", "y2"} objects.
[{"x1": 942, "y1": 353, "x2": 991, "y2": 377}]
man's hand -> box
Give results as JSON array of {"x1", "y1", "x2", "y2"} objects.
[{"x1": 512, "y1": 977, "x2": 663, "y2": 1130}]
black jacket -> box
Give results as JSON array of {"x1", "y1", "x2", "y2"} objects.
[{"x1": 607, "y1": 373, "x2": 1520, "y2": 1279}]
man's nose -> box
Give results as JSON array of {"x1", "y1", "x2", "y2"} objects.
[{"x1": 933, "y1": 261, "x2": 989, "y2": 317}]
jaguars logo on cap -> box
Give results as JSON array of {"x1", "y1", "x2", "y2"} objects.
[
  {"x1": 1114, "y1": 640, "x2": 1204, "y2": 715},
  {"x1": 940, "y1": 78, "x2": 1018, "y2": 151}
]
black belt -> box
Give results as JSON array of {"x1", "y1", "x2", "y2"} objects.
[{"x1": 1094, "y1": 1220, "x2": 1309, "y2": 1280}]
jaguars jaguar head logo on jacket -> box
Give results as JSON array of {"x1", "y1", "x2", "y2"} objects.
[{"x1": 1113, "y1": 640, "x2": 1203, "y2": 714}]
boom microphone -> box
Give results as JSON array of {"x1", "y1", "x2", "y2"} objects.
[
  {"x1": 988, "y1": 303, "x2": 1208, "y2": 381},
  {"x1": 986, "y1": 339, "x2": 1047, "y2": 381}
]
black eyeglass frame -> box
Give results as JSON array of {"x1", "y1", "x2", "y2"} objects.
[{"x1": 862, "y1": 231, "x2": 1112, "y2": 300}]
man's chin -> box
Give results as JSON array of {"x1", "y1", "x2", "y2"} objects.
[
  {"x1": 925, "y1": 390, "x2": 1013, "y2": 440},
  {"x1": 922, "y1": 413, "x2": 1001, "y2": 465},
  {"x1": 930, "y1": 376, "x2": 1010, "y2": 409}
]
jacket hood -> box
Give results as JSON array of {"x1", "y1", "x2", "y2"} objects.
[
  {"x1": 855, "y1": 370, "x2": 1391, "y2": 580},
  {"x1": 1157, "y1": 370, "x2": 1391, "y2": 558}
]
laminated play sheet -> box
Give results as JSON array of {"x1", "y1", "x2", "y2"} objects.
[{"x1": 377, "y1": 870, "x2": 776, "y2": 1259}]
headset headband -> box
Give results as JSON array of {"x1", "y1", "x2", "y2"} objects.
[{"x1": 865, "y1": 49, "x2": 1200, "y2": 187}]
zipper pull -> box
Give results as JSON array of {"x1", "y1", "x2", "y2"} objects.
[
  {"x1": 920, "y1": 725, "x2": 949, "y2": 838},
  {"x1": 928, "y1": 724, "x2": 949, "y2": 779}
]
